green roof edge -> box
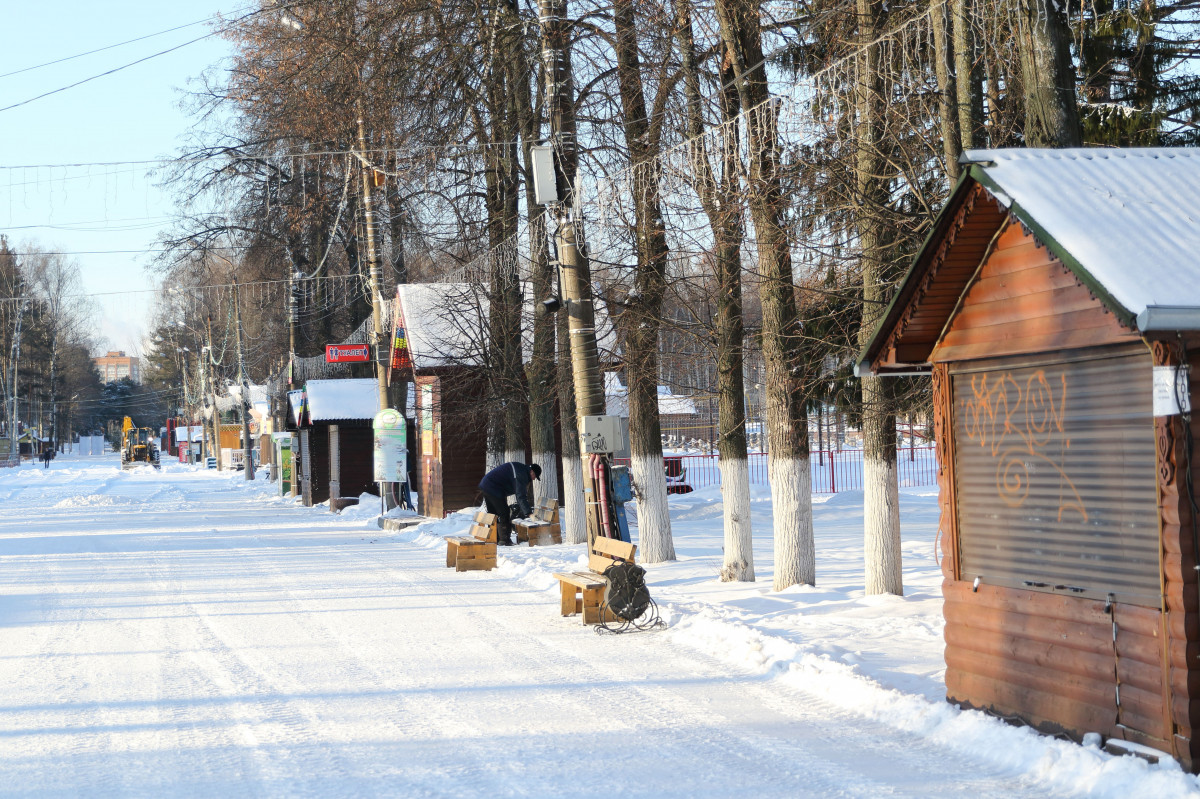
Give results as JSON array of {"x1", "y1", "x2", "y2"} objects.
[{"x1": 855, "y1": 161, "x2": 1139, "y2": 376}]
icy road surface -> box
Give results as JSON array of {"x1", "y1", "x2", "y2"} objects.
[{"x1": 0, "y1": 457, "x2": 1188, "y2": 798}]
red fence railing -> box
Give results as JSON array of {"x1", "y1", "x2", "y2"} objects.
[{"x1": 616, "y1": 447, "x2": 938, "y2": 495}]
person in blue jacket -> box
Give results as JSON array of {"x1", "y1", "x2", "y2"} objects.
[{"x1": 478, "y1": 462, "x2": 541, "y2": 545}]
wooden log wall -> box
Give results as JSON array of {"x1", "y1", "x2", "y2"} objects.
[
  {"x1": 929, "y1": 221, "x2": 1175, "y2": 759},
  {"x1": 936, "y1": 362, "x2": 1166, "y2": 747}
]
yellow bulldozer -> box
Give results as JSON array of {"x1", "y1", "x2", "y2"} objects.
[{"x1": 120, "y1": 417, "x2": 160, "y2": 470}]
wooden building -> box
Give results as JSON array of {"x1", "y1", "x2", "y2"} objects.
[
  {"x1": 857, "y1": 148, "x2": 1200, "y2": 768},
  {"x1": 395, "y1": 284, "x2": 609, "y2": 517},
  {"x1": 290, "y1": 379, "x2": 380, "y2": 510}
]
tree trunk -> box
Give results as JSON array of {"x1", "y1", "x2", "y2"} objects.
[
  {"x1": 856, "y1": 0, "x2": 902, "y2": 596},
  {"x1": 539, "y1": 0, "x2": 586, "y2": 542},
  {"x1": 675, "y1": 0, "x2": 752, "y2": 581},
  {"x1": 527, "y1": 214, "x2": 558, "y2": 502},
  {"x1": 931, "y1": 0, "x2": 961, "y2": 178},
  {"x1": 952, "y1": 0, "x2": 984, "y2": 149},
  {"x1": 477, "y1": 39, "x2": 523, "y2": 470},
  {"x1": 714, "y1": 0, "x2": 814, "y2": 590},
  {"x1": 613, "y1": 0, "x2": 674, "y2": 563},
  {"x1": 1016, "y1": 0, "x2": 1082, "y2": 147},
  {"x1": 557, "y1": 304, "x2": 586, "y2": 543},
  {"x1": 48, "y1": 333, "x2": 58, "y2": 452},
  {"x1": 504, "y1": 0, "x2": 558, "y2": 502}
]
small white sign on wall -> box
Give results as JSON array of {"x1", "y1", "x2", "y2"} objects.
[{"x1": 1153, "y1": 365, "x2": 1191, "y2": 416}]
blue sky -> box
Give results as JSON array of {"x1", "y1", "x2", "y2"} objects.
[{"x1": 0, "y1": 2, "x2": 242, "y2": 354}]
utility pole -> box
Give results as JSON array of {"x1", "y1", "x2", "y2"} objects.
[
  {"x1": 205, "y1": 315, "x2": 223, "y2": 471},
  {"x1": 232, "y1": 278, "x2": 255, "y2": 480},
  {"x1": 540, "y1": 0, "x2": 606, "y2": 544},
  {"x1": 356, "y1": 100, "x2": 393, "y2": 509},
  {"x1": 288, "y1": 270, "x2": 298, "y2": 387}
]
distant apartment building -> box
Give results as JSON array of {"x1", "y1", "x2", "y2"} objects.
[{"x1": 95, "y1": 351, "x2": 140, "y2": 384}]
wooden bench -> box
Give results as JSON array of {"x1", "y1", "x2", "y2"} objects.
[
  {"x1": 512, "y1": 498, "x2": 561, "y2": 546},
  {"x1": 553, "y1": 536, "x2": 638, "y2": 625},
  {"x1": 444, "y1": 511, "x2": 498, "y2": 572}
]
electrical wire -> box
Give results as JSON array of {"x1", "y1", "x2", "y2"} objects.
[
  {"x1": 0, "y1": 4, "x2": 304, "y2": 114},
  {"x1": 0, "y1": 11, "x2": 248, "y2": 80}
]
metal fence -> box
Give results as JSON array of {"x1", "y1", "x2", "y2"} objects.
[{"x1": 616, "y1": 447, "x2": 938, "y2": 495}]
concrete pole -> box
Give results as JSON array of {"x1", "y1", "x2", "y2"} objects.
[
  {"x1": 288, "y1": 270, "x2": 298, "y2": 387},
  {"x1": 356, "y1": 102, "x2": 393, "y2": 509},
  {"x1": 556, "y1": 217, "x2": 604, "y2": 420}
]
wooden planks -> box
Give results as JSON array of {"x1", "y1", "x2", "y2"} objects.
[
  {"x1": 554, "y1": 537, "x2": 638, "y2": 625},
  {"x1": 942, "y1": 579, "x2": 1170, "y2": 750},
  {"x1": 932, "y1": 224, "x2": 1138, "y2": 364},
  {"x1": 513, "y1": 499, "x2": 562, "y2": 546},
  {"x1": 444, "y1": 511, "x2": 498, "y2": 571}
]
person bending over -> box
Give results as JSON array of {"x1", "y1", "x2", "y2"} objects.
[{"x1": 477, "y1": 462, "x2": 541, "y2": 546}]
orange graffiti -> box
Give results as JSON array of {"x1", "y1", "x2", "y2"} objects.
[{"x1": 959, "y1": 369, "x2": 1086, "y2": 523}]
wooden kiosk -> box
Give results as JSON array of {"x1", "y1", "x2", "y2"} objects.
[{"x1": 858, "y1": 148, "x2": 1200, "y2": 768}]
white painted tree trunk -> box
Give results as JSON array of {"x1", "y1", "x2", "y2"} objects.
[
  {"x1": 632, "y1": 453, "x2": 674, "y2": 562},
  {"x1": 560, "y1": 453, "x2": 587, "y2": 544},
  {"x1": 533, "y1": 449, "x2": 558, "y2": 504},
  {"x1": 770, "y1": 455, "x2": 814, "y2": 591},
  {"x1": 504, "y1": 448, "x2": 525, "y2": 467},
  {"x1": 719, "y1": 457, "x2": 754, "y2": 581},
  {"x1": 863, "y1": 455, "x2": 903, "y2": 595}
]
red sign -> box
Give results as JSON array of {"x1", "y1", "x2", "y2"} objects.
[{"x1": 325, "y1": 344, "x2": 370, "y2": 363}]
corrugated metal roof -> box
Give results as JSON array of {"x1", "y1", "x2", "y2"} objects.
[
  {"x1": 304, "y1": 379, "x2": 379, "y2": 422},
  {"x1": 963, "y1": 147, "x2": 1200, "y2": 321}
]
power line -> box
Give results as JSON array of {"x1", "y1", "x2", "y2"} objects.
[
  {"x1": 0, "y1": 11, "x2": 246, "y2": 81},
  {"x1": 0, "y1": 32, "x2": 223, "y2": 115},
  {"x1": 0, "y1": 4, "x2": 297, "y2": 115}
]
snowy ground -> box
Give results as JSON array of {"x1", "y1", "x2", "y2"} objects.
[{"x1": 0, "y1": 456, "x2": 1195, "y2": 798}]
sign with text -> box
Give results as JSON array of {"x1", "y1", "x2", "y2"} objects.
[{"x1": 325, "y1": 343, "x2": 370, "y2": 363}]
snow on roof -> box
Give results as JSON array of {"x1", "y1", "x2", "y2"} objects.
[
  {"x1": 228, "y1": 383, "x2": 268, "y2": 404},
  {"x1": 303, "y1": 379, "x2": 379, "y2": 422},
  {"x1": 604, "y1": 373, "x2": 697, "y2": 417},
  {"x1": 396, "y1": 283, "x2": 619, "y2": 369},
  {"x1": 173, "y1": 426, "x2": 204, "y2": 445},
  {"x1": 964, "y1": 148, "x2": 1200, "y2": 323}
]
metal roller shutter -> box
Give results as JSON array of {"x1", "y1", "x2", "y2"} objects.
[{"x1": 951, "y1": 345, "x2": 1161, "y2": 607}]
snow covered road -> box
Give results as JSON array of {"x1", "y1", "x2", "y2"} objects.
[{"x1": 0, "y1": 458, "x2": 1189, "y2": 797}]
